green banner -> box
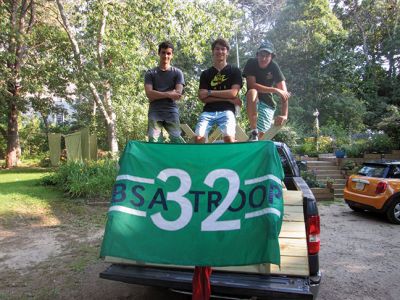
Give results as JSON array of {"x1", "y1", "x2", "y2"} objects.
[{"x1": 100, "y1": 141, "x2": 284, "y2": 267}]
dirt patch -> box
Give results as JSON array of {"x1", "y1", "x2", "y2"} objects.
[{"x1": 0, "y1": 201, "x2": 398, "y2": 299}]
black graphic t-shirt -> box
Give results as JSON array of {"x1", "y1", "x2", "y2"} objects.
[
  {"x1": 242, "y1": 58, "x2": 285, "y2": 108},
  {"x1": 199, "y1": 65, "x2": 243, "y2": 113}
]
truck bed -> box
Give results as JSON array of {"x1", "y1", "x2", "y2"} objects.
[{"x1": 103, "y1": 190, "x2": 308, "y2": 277}]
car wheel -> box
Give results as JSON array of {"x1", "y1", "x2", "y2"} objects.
[
  {"x1": 348, "y1": 203, "x2": 364, "y2": 212},
  {"x1": 386, "y1": 198, "x2": 400, "y2": 225}
]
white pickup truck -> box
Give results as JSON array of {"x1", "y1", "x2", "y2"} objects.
[{"x1": 100, "y1": 142, "x2": 321, "y2": 299}]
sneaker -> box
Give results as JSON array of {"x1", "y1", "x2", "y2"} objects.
[{"x1": 248, "y1": 130, "x2": 258, "y2": 141}]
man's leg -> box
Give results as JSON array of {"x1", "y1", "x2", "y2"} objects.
[
  {"x1": 217, "y1": 110, "x2": 236, "y2": 143},
  {"x1": 257, "y1": 101, "x2": 276, "y2": 139},
  {"x1": 246, "y1": 89, "x2": 259, "y2": 141},
  {"x1": 147, "y1": 119, "x2": 164, "y2": 143},
  {"x1": 164, "y1": 119, "x2": 185, "y2": 143},
  {"x1": 194, "y1": 112, "x2": 214, "y2": 143}
]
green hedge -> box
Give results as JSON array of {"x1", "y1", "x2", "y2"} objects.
[{"x1": 41, "y1": 159, "x2": 118, "y2": 200}]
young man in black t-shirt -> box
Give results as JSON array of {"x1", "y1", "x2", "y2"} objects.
[
  {"x1": 194, "y1": 38, "x2": 243, "y2": 143},
  {"x1": 243, "y1": 41, "x2": 291, "y2": 141}
]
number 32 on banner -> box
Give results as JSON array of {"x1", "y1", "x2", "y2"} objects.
[{"x1": 151, "y1": 168, "x2": 240, "y2": 232}]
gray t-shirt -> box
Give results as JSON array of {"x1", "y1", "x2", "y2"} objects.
[{"x1": 144, "y1": 66, "x2": 185, "y2": 114}]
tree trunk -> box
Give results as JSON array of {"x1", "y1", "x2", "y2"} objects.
[
  {"x1": 4, "y1": 0, "x2": 34, "y2": 168},
  {"x1": 56, "y1": 0, "x2": 119, "y2": 154},
  {"x1": 6, "y1": 100, "x2": 20, "y2": 168}
]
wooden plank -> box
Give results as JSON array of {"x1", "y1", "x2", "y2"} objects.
[
  {"x1": 106, "y1": 254, "x2": 309, "y2": 277},
  {"x1": 279, "y1": 238, "x2": 308, "y2": 257},
  {"x1": 180, "y1": 124, "x2": 195, "y2": 138},
  {"x1": 282, "y1": 190, "x2": 303, "y2": 206},
  {"x1": 261, "y1": 120, "x2": 287, "y2": 141},
  {"x1": 283, "y1": 206, "x2": 305, "y2": 222},
  {"x1": 208, "y1": 128, "x2": 222, "y2": 143},
  {"x1": 280, "y1": 221, "x2": 306, "y2": 238},
  {"x1": 235, "y1": 125, "x2": 248, "y2": 142},
  {"x1": 211, "y1": 255, "x2": 309, "y2": 276}
]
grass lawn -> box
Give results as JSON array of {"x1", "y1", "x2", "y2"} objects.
[{"x1": 0, "y1": 167, "x2": 106, "y2": 229}]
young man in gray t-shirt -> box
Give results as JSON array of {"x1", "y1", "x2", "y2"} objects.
[{"x1": 144, "y1": 41, "x2": 185, "y2": 143}]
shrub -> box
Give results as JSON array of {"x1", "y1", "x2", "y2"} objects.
[
  {"x1": 301, "y1": 170, "x2": 324, "y2": 188},
  {"x1": 343, "y1": 141, "x2": 368, "y2": 158},
  {"x1": 367, "y1": 134, "x2": 395, "y2": 153},
  {"x1": 41, "y1": 159, "x2": 118, "y2": 200},
  {"x1": 295, "y1": 136, "x2": 334, "y2": 156},
  {"x1": 273, "y1": 125, "x2": 299, "y2": 149}
]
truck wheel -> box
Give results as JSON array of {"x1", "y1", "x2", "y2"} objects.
[
  {"x1": 386, "y1": 198, "x2": 400, "y2": 225},
  {"x1": 348, "y1": 203, "x2": 364, "y2": 212}
]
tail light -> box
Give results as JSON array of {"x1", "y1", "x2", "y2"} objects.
[
  {"x1": 307, "y1": 215, "x2": 320, "y2": 255},
  {"x1": 375, "y1": 181, "x2": 387, "y2": 194}
]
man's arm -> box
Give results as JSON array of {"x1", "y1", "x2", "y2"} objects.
[
  {"x1": 199, "y1": 84, "x2": 240, "y2": 103},
  {"x1": 274, "y1": 81, "x2": 289, "y2": 125},
  {"x1": 247, "y1": 76, "x2": 290, "y2": 102},
  {"x1": 145, "y1": 83, "x2": 183, "y2": 102}
]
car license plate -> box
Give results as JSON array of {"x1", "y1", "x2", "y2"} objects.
[{"x1": 355, "y1": 182, "x2": 365, "y2": 190}]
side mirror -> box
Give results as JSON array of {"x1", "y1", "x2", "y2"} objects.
[{"x1": 296, "y1": 160, "x2": 307, "y2": 171}]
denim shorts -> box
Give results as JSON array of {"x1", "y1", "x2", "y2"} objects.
[{"x1": 195, "y1": 110, "x2": 236, "y2": 137}]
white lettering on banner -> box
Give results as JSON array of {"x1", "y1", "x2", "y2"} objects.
[
  {"x1": 201, "y1": 169, "x2": 240, "y2": 231},
  {"x1": 150, "y1": 169, "x2": 193, "y2": 231},
  {"x1": 109, "y1": 205, "x2": 147, "y2": 217},
  {"x1": 245, "y1": 207, "x2": 281, "y2": 219},
  {"x1": 245, "y1": 174, "x2": 281, "y2": 185},
  {"x1": 112, "y1": 168, "x2": 282, "y2": 232},
  {"x1": 116, "y1": 174, "x2": 155, "y2": 184}
]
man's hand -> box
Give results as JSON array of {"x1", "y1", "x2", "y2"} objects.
[
  {"x1": 167, "y1": 90, "x2": 182, "y2": 100},
  {"x1": 275, "y1": 89, "x2": 291, "y2": 102},
  {"x1": 230, "y1": 97, "x2": 242, "y2": 107},
  {"x1": 199, "y1": 89, "x2": 209, "y2": 100},
  {"x1": 274, "y1": 115, "x2": 287, "y2": 126}
]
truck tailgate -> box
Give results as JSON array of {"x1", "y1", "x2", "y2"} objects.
[{"x1": 100, "y1": 264, "x2": 313, "y2": 300}]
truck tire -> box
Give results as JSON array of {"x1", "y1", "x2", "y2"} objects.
[{"x1": 386, "y1": 198, "x2": 400, "y2": 225}]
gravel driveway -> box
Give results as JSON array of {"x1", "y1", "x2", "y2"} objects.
[{"x1": 317, "y1": 201, "x2": 399, "y2": 300}]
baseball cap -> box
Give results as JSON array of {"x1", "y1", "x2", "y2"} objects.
[{"x1": 257, "y1": 41, "x2": 275, "y2": 57}]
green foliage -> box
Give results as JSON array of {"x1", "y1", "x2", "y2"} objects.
[
  {"x1": 343, "y1": 141, "x2": 368, "y2": 158},
  {"x1": 341, "y1": 160, "x2": 356, "y2": 171},
  {"x1": 19, "y1": 115, "x2": 48, "y2": 157},
  {"x1": 378, "y1": 105, "x2": 400, "y2": 149},
  {"x1": 41, "y1": 159, "x2": 118, "y2": 199},
  {"x1": 301, "y1": 170, "x2": 324, "y2": 188},
  {"x1": 273, "y1": 125, "x2": 299, "y2": 149},
  {"x1": 368, "y1": 134, "x2": 396, "y2": 154},
  {"x1": 295, "y1": 136, "x2": 333, "y2": 156},
  {"x1": 320, "y1": 120, "x2": 350, "y2": 149}
]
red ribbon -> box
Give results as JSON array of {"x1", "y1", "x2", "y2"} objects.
[{"x1": 192, "y1": 266, "x2": 212, "y2": 300}]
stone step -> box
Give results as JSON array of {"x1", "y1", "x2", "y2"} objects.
[
  {"x1": 312, "y1": 170, "x2": 342, "y2": 175},
  {"x1": 307, "y1": 161, "x2": 336, "y2": 166},
  {"x1": 334, "y1": 179, "x2": 347, "y2": 184},
  {"x1": 316, "y1": 174, "x2": 344, "y2": 180},
  {"x1": 307, "y1": 165, "x2": 339, "y2": 171},
  {"x1": 318, "y1": 157, "x2": 337, "y2": 162},
  {"x1": 332, "y1": 183, "x2": 345, "y2": 189}
]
